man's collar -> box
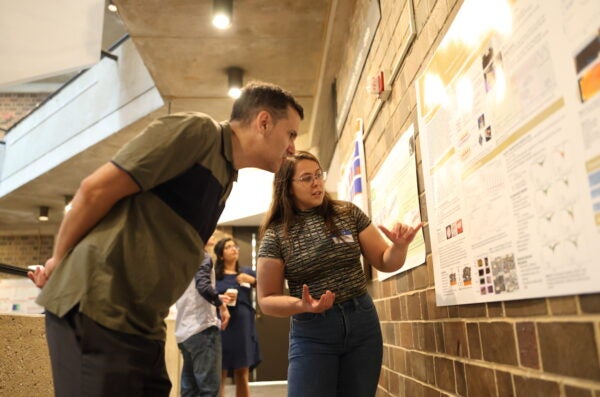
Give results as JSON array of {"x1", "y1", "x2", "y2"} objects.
[{"x1": 220, "y1": 121, "x2": 238, "y2": 181}]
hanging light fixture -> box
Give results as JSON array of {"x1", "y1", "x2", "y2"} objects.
[
  {"x1": 212, "y1": 0, "x2": 233, "y2": 29},
  {"x1": 38, "y1": 206, "x2": 49, "y2": 222},
  {"x1": 107, "y1": 0, "x2": 118, "y2": 12},
  {"x1": 64, "y1": 195, "x2": 74, "y2": 213},
  {"x1": 227, "y1": 66, "x2": 244, "y2": 99}
]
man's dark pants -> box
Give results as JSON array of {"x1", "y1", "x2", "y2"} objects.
[{"x1": 45, "y1": 306, "x2": 171, "y2": 396}]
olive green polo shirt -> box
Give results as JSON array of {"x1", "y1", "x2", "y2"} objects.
[{"x1": 37, "y1": 112, "x2": 238, "y2": 340}]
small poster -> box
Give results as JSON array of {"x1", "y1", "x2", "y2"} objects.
[{"x1": 369, "y1": 124, "x2": 425, "y2": 280}]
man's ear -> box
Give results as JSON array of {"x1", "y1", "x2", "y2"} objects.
[{"x1": 255, "y1": 110, "x2": 272, "y2": 133}]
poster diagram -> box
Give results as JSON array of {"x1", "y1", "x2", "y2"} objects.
[
  {"x1": 416, "y1": 0, "x2": 600, "y2": 305},
  {"x1": 338, "y1": 119, "x2": 369, "y2": 213},
  {"x1": 369, "y1": 124, "x2": 425, "y2": 280}
]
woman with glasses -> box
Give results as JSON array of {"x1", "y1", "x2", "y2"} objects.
[
  {"x1": 257, "y1": 151, "x2": 422, "y2": 397},
  {"x1": 214, "y1": 237, "x2": 261, "y2": 397}
]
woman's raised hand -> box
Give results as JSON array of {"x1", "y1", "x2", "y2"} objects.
[{"x1": 378, "y1": 221, "x2": 423, "y2": 247}]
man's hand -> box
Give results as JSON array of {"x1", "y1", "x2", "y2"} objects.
[
  {"x1": 219, "y1": 294, "x2": 231, "y2": 305},
  {"x1": 27, "y1": 257, "x2": 59, "y2": 288},
  {"x1": 219, "y1": 304, "x2": 231, "y2": 330},
  {"x1": 300, "y1": 284, "x2": 335, "y2": 313}
]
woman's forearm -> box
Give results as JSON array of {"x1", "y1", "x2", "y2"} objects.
[
  {"x1": 258, "y1": 294, "x2": 305, "y2": 317},
  {"x1": 379, "y1": 242, "x2": 409, "y2": 273}
]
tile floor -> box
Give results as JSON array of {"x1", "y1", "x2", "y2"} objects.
[{"x1": 224, "y1": 381, "x2": 287, "y2": 397}]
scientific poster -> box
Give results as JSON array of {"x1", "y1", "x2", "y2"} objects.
[
  {"x1": 0, "y1": 278, "x2": 43, "y2": 314},
  {"x1": 416, "y1": 0, "x2": 600, "y2": 305},
  {"x1": 369, "y1": 124, "x2": 425, "y2": 280}
]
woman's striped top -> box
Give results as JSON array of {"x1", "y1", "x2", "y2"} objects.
[{"x1": 258, "y1": 202, "x2": 371, "y2": 303}]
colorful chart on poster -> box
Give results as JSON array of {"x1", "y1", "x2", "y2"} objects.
[{"x1": 338, "y1": 121, "x2": 369, "y2": 213}]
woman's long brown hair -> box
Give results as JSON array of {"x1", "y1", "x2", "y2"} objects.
[{"x1": 259, "y1": 151, "x2": 349, "y2": 240}]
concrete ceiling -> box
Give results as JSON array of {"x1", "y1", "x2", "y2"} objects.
[
  {"x1": 0, "y1": 0, "x2": 349, "y2": 234},
  {"x1": 116, "y1": 0, "x2": 331, "y2": 131}
]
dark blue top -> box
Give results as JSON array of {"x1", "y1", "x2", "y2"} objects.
[{"x1": 216, "y1": 267, "x2": 256, "y2": 309}]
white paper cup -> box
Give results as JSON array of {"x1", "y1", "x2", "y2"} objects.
[{"x1": 226, "y1": 288, "x2": 238, "y2": 306}]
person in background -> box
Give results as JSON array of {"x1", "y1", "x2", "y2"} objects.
[
  {"x1": 214, "y1": 237, "x2": 261, "y2": 397},
  {"x1": 175, "y1": 236, "x2": 231, "y2": 397},
  {"x1": 28, "y1": 82, "x2": 303, "y2": 397},
  {"x1": 257, "y1": 151, "x2": 422, "y2": 397}
]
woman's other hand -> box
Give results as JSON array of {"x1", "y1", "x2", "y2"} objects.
[
  {"x1": 237, "y1": 272, "x2": 256, "y2": 285},
  {"x1": 301, "y1": 284, "x2": 335, "y2": 313}
]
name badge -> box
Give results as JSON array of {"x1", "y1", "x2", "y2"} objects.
[{"x1": 332, "y1": 230, "x2": 353, "y2": 244}]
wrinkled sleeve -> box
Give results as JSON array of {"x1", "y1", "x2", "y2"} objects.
[{"x1": 194, "y1": 254, "x2": 222, "y2": 307}]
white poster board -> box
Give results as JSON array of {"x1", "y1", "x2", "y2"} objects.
[
  {"x1": 417, "y1": 0, "x2": 600, "y2": 305},
  {"x1": 369, "y1": 124, "x2": 425, "y2": 280},
  {"x1": 0, "y1": 278, "x2": 43, "y2": 314}
]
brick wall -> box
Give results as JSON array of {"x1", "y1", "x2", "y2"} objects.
[
  {"x1": 0, "y1": 235, "x2": 54, "y2": 279},
  {"x1": 0, "y1": 93, "x2": 49, "y2": 133},
  {"x1": 330, "y1": 0, "x2": 600, "y2": 396}
]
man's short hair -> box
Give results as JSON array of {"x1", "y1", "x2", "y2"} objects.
[{"x1": 230, "y1": 82, "x2": 304, "y2": 125}]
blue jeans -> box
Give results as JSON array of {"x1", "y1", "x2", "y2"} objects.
[
  {"x1": 178, "y1": 326, "x2": 221, "y2": 397},
  {"x1": 287, "y1": 293, "x2": 383, "y2": 397}
]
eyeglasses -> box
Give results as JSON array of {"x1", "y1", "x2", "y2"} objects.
[
  {"x1": 292, "y1": 171, "x2": 327, "y2": 185},
  {"x1": 224, "y1": 245, "x2": 239, "y2": 251}
]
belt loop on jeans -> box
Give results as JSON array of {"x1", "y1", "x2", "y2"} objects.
[{"x1": 337, "y1": 294, "x2": 363, "y2": 311}]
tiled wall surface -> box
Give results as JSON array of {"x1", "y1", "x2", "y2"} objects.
[
  {"x1": 369, "y1": 266, "x2": 600, "y2": 396},
  {"x1": 0, "y1": 235, "x2": 53, "y2": 279},
  {"x1": 0, "y1": 93, "x2": 49, "y2": 134},
  {"x1": 331, "y1": 0, "x2": 600, "y2": 395}
]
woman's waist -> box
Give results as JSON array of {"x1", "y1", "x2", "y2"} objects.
[
  {"x1": 291, "y1": 292, "x2": 375, "y2": 323},
  {"x1": 334, "y1": 292, "x2": 371, "y2": 308},
  {"x1": 290, "y1": 283, "x2": 367, "y2": 303}
]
